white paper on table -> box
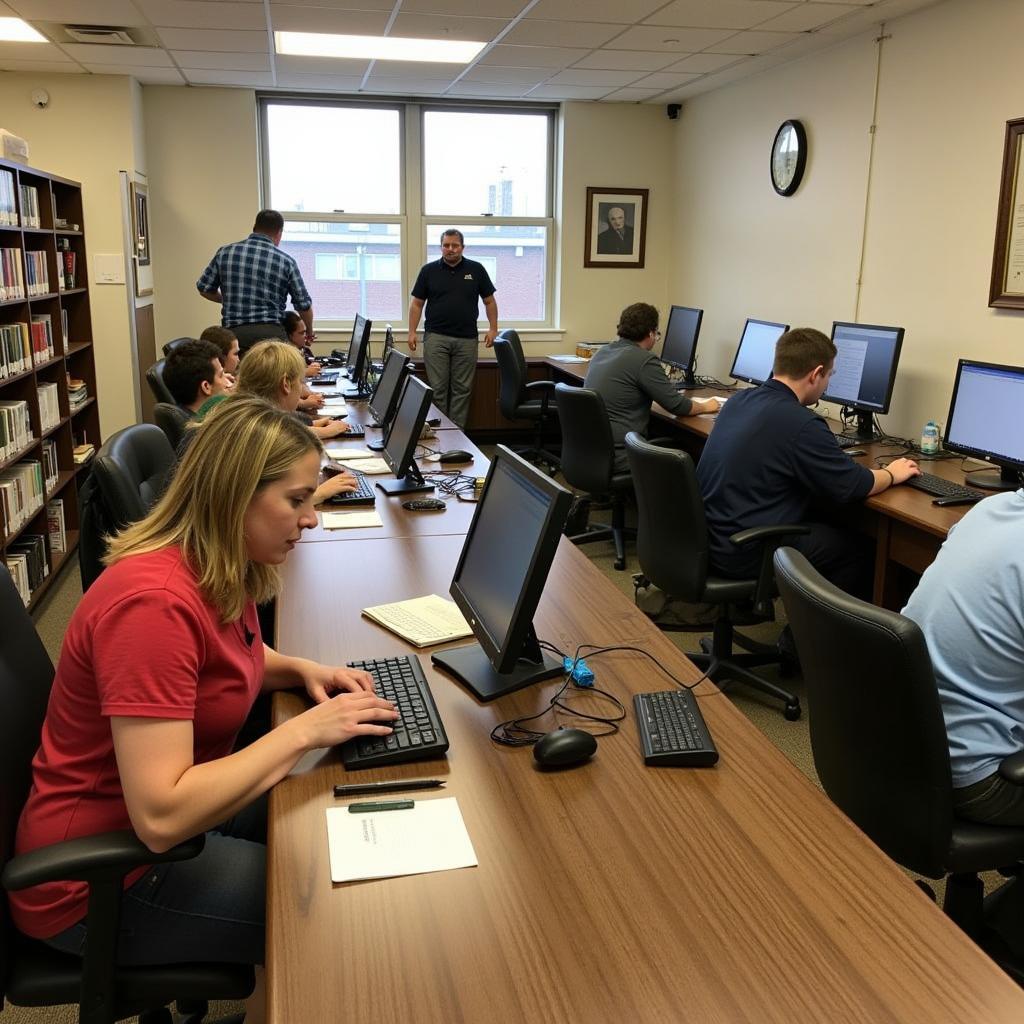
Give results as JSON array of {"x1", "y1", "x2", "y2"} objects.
[
  {"x1": 326, "y1": 797, "x2": 478, "y2": 883},
  {"x1": 335, "y1": 457, "x2": 390, "y2": 475},
  {"x1": 325, "y1": 447, "x2": 375, "y2": 460},
  {"x1": 320, "y1": 510, "x2": 383, "y2": 530}
]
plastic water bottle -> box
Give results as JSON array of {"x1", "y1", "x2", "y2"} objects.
[{"x1": 921, "y1": 420, "x2": 940, "y2": 455}]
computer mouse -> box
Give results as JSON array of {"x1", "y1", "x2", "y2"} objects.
[
  {"x1": 533, "y1": 728, "x2": 597, "y2": 769},
  {"x1": 439, "y1": 449, "x2": 473, "y2": 465},
  {"x1": 402, "y1": 498, "x2": 446, "y2": 511}
]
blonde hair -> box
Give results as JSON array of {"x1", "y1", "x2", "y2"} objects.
[
  {"x1": 236, "y1": 340, "x2": 305, "y2": 403},
  {"x1": 105, "y1": 397, "x2": 322, "y2": 622}
]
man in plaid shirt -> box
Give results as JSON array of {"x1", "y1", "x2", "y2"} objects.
[{"x1": 197, "y1": 209, "x2": 314, "y2": 355}]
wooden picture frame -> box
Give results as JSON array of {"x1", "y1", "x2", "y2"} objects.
[
  {"x1": 130, "y1": 180, "x2": 153, "y2": 297},
  {"x1": 989, "y1": 117, "x2": 1024, "y2": 309},
  {"x1": 584, "y1": 187, "x2": 649, "y2": 268}
]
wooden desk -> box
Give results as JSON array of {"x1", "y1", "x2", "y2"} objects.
[{"x1": 270, "y1": 534, "x2": 1024, "y2": 1022}]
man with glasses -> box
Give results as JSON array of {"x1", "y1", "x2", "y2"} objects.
[{"x1": 584, "y1": 302, "x2": 722, "y2": 472}]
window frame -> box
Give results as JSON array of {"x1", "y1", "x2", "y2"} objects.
[{"x1": 258, "y1": 95, "x2": 557, "y2": 332}]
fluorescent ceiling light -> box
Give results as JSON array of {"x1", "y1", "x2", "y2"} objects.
[
  {"x1": 276, "y1": 31, "x2": 485, "y2": 64},
  {"x1": 0, "y1": 18, "x2": 46, "y2": 42}
]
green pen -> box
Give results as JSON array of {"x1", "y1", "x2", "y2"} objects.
[{"x1": 347, "y1": 800, "x2": 414, "y2": 813}]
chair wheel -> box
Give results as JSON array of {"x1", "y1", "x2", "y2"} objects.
[
  {"x1": 614, "y1": 558, "x2": 625, "y2": 571},
  {"x1": 783, "y1": 701, "x2": 801, "y2": 721}
]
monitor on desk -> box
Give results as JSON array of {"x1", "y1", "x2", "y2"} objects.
[
  {"x1": 821, "y1": 321, "x2": 904, "y2": 441},
  {"x1": 368, "y1": 347, "x2": 409, "y2": 430},
  {"x1": 376, "y1": 375, "x2": 435, "y2": 496},
  {"x1": 381, "y1": 324, "x2": 395, "y2": 365},
  {"x1": 729, "y1": 318, "x2": 789, "y2": 386},
  {"x1": 432, "y1": 446, "x2": 573, "y2": 702},
  {"x1": 345, "y1": 314, "x2": 373, "y2": 391},
  {"x1": 660, "y1": 305, "x2": 703, "y2": 386},
  {"x1": 943, "y1": 359, "x2": 1024, "y2": 491}
]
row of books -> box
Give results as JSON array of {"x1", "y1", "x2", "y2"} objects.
[
  {"x1": 0, "y1": 459, "x2": 45, "y2": 535},
  {"x1": 40, "y1": 438, "x2": 58, "y2": 491},
  {"x1": 0, "y1": 399, "x2": 32, "y2": 460},
  {"x1": 39, "y1": 382, "x2": 60, "y2": 435},
  {"x1": 0, "y1": 169, "x2": 16, "y2": 226},
  {"x1": 0, "y1": 247, "x2": 24, "y2": 300},
  {"x1": 5, "y1": 534, "x2": 49, "y2": 607},
  {"x1": 19, "y1": 184, "x2": 41, "y2": 228},
  {"x1": 23, "y1": 250, "x2": 50, "y2": 296}
]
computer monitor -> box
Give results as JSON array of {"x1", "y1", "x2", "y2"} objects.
[
  {"x1": 821, "y1": 321, "x2": 905, "y2": 441},
  {"x1": 729, "y1": 318, "x2": 789, "y2": 386},
  {"x1": 345, "y1": 314, "x2": 372, "y2": 391},
  {"x1": 368, "y1": 348, "x2": 409, "y2": 429},
  {"x1": 381, "y1": 324, "x2": 395, "y2": 363},
  {"x1": 660, "y1": 305, "x2": 703, "y2": 386},
  {"x1": 376, "y1": 375, "x2": 434, "y2": 496},
  {"x1": 942, "y1": 359, "x2": 1024, "y2": 491},
  {"x1": 431, "y1": 446, "x2": 573, "y2": 701}
]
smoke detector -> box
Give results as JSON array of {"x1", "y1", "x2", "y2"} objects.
[{"x1": 64, "y1": 25, "x2": 136, "y2": 45}]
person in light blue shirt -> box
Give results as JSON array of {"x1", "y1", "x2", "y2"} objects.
[{"x1": 902, "y1": 488, "x2": 1024, "y2": 825}]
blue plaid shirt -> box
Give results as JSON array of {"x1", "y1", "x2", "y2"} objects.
[{"x1": 196, "y1": 233, "x2": 311, "y2": 328}]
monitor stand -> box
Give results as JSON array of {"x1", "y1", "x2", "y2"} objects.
[
  {"x1": 965, "y1": 464, "x2": 1021, "y2": 492},
  {"x1": 431, "y1": 627, "x2": 562, "y2": 702},
  {"x1": 376, "y1": 464, "x2": 433, "y2": 496},
  {"x1": 842, "y1": 410, "x2": 882, "y2": 443}
]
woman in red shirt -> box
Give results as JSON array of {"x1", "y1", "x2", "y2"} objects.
[{"x1": 13, "y1": 397, "x2": 398, "y2": 1019}]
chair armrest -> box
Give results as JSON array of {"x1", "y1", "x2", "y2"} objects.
[
  {"x1": 525, "y1": 379, "x2": 555, "y2": 416},
  {"x1": 524, "y1": 380, "x2": 555, "y2": 394},
  {"x1": 999, "y1": 752, "x2": 1024, "y2": 786},
  {"x1": 729, "y1": 524, "x2": 811, "y2": 547},
  {"x1": 3, "y1": 830, "x2": 205, "y2": 890},
  {"x1": 729, "y1": 525, "x2": 811, "y2": 618}
]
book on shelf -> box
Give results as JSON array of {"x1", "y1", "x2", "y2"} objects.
[
  {"x1": 0, "y1": 399, "x2": 32, "y2": 459},
  {"x1": 17, "y1": 185, "x2": 40, "y2": 228},
  {"x1": 67, "y1": 376, "x2": 88, "y2": 409},
  {"x1": 7, "y1": 533, "x2": 49, "y2": 605},
  {"x1": 0, "y1": 460, "x2": 44, "y2": 535},
  {"x1": 24, "y1": 250, "x2": 49, "y2": 297},
  {"x1": 0, "y1": 169, "x2": 16, "y2": 226},
  {"x1": 0, "y1": 247, "x2": 25, "y2": 300},
  {"x1": 38, "y1": 382, "x2": 60, "y2": 435},
  {"x1": 72, "y1": 443, "x2": 94, "y2": 465},
  {"x1": 4, "y1": 553, "x2": 31, "y2": 606},
  {"x1": 0, "y1": 322, "x2": 30, "y2": 378},
  {"x1": 62, "y1": 250, "x2": 76, "y2": 290},
  {"x1": 46, "y1": 498, "x2": 66, "y2": 553},
  {"x1": 61, "y1": 308, "x2": 68, "y2": 347},
  {"x1": 41, "y1": 437, "x2": 58, "y2": 490},
  {"x1": 31, "y1": 313, "x2": 54, "y2": 365}
]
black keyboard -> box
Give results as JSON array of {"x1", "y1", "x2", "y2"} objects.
[
  {"x1": 326, "y1": 472, "x2": 376, "y2": 507},
  {"x1": 344, "y1": 421, "x2": 366, "y2": 439},
  {"x1": 634, "y1": 690, "x2": 719, "y2": 767},
  {"x1": 905, "y1": 472, "x2": 985, "y2": 501},
  {"x1": 341, "y1": 655, "x2": 449, "y2": 769}
]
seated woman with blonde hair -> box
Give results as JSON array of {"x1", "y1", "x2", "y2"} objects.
[{"x1": 11, "y1": 398, "x2": 398, "y2": 1022}]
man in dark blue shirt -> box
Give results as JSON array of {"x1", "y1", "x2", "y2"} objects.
[
  {"x1": 407, "y1": 229, "x2": 497, "y2": 429},
  {"x1": 697, "y1": 327, "x2": 919, "y2": 595}
]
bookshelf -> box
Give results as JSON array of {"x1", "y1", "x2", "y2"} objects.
[{"x1": 0, "y1": 155, "x2": 100, "y2": 610}]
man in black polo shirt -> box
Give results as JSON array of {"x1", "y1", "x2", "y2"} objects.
[
  {"x1": 697, "y1": 327, "x2": 919, "y2": 596},
  {"x1": 407, "y1": 229, "x2": 497, "y2": 428}
]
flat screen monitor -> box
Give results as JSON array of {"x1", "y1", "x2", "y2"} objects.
[
  {"x1": 821, "y1": 321, "x2": 904, "y2": 440},
  {"x1": 729, "y1": 318, "x2": 789, "y2": 386},
  {"x1": 345, "y1": 314, "x2": 372, "y2": 389},
  {"x1": 660, "y1": 305, "x2": 703, "y2": 385},
  {"x1": 943, "y1": 359, "x2": 1024, "y2": 491},
  {"x1": 368, "y1": 348, "x2": 409, "y2": 429},
  {"x1": 377, "y1": 375, "x2": 434, "y2": 496},
  {"x1": 431, "y1": 446, "x2": 573, "y2": 701},
  {"x1": 381, "y1": 324, "x2": 395, "y2": 364}
]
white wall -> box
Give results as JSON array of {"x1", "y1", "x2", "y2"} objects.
[{"x1": 671, "y1": 0, "x2": 1024, "y2": 440}]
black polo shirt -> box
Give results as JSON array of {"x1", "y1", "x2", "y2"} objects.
[
  {"x1": 696, "y1": 378, "x2": 874, "y2": 576},
  {"x1": 411, "y1": 257, "x2": 496, "y2": 339}
]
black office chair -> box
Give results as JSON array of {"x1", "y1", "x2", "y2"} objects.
[
  {"x1": 625, "y1": 432, "x2": 805, "y2": 719},
  {"x1": 773, "y1": 546, "x2": 1024, "y2": 968},
  {"x1": 152, "y1": 402, "x2": 193, "y2": 454},
  {"x1": 554, "y1": 383, "x2": 633, "y2": 571},
  {"x1": 162, "y1": 336, "x2": 193, "y2": 356},
  {"x1": 146, "y1": 359, "x2": 175, "y2": 406},
  {"x1": 78, "y1": 425, "x2": 176, "y2": 591},
  {"x1": 0, "y1": 565, "x2": 254, "y2": 1023},
  {"x1": 493, "y1": 330, "x2": 559, "y2": 471}
]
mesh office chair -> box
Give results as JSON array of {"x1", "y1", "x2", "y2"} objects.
[
  {"x1": 162, "y1": 337, "x2": 193, "y2": 356},
  {"x1": 0, "y1": 565, "x2": 254, "y2": 1023},
  {"x1": 554, "y1": 383, "x2": 633, "y2": 571},
  {"x1": 625, "y1": 432, "x2": 805, "y2": 720},
  {"x1": 145, "y1": 360, "x2": 175, "y2": 406},
  {"x1": 493, "y1": 330, "x2": 559, "y2": 471},
  {"x1": 152, "y1": 402, "x2": 193, "y2": 454},
  {"x1": 773, "y1": 546, "x2": 1024, "y2": 969}
]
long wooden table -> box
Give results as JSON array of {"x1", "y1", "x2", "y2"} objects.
[{"x1": 267, "y1": 420, "x2": 1024, "y2": 1022}]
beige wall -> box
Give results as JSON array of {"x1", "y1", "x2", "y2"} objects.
[
  {"x1": 0, "y1": 74, "x2": 142, "y2": 436},
  {"x1": 671, "y1": 0, "x2": 1024, "y2": 440}
]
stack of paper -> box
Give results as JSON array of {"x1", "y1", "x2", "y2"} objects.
[{"x1": 321, "y1": 509, "x2": 383, "y2": 530}]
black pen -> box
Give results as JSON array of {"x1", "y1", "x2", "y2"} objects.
[{"x1": 333, "y1": 779, "x2": 445, "y2": 798}]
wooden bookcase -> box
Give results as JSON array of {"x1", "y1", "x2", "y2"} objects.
[{"x1": 0, "y1": 155, "x2": 100, "y2": 611}]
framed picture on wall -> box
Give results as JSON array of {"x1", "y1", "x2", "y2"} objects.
[
  {"x1": 989, "y1": 116, "x2": 1024, "y2": 309},
  {"x1": 130, "y1": 180, "x2": 153, "y2": 297},
  {"x1": 584, "y1": 187, "x2": 649, "y2": 268}
]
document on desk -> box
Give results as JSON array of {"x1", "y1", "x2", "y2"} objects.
[
  {"x1": 325, "y1": 447, "x2": 375, "y2": 460},
  {"x1": 362, "y1": 593, "x2": 473, "y2": 646},
  {"x1": 548, "y1": 354, "x2": 589, "y2": 363},
  {"x1": 326, "y1": 797, "x2": 478, "y2": 883},
  {"x1": 320, "y1": 510, "x2": 383, "y2": 530},
  {"x1": 332, "y1": 457, "x2": 390, "y2": 475}
]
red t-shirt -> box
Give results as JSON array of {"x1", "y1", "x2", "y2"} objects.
[{"x1": 11, "y1": 546, "x2": 264, "y2": 939}]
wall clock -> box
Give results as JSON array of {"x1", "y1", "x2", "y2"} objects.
[{"x1": 771, "y1": 119, "x2": 807, "y2": 197}]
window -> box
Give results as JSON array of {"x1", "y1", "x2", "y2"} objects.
[{"x1": 261, "y1": 98, "x2": 555, "y2": 330}]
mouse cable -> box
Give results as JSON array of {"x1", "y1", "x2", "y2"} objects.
[{"x1": 547, "y1": 641, "x2": 716, "y2": 696}]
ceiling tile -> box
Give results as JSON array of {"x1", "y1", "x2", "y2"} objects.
[
  {"x1": 171, "y1": 49, "x2": 271, "y2": 70},
  {"x1": 134, "y1": 1, "x2": 267, "y2": 30},
  {"x1": 361, "y1": 76, "x2": 449, "y2": 93},
  {"x1": 571, "y1": 49, "x2": 680, "y2": 72},
  {"x1": 59, "y1": 43, "x2": 174, "y2": 65},
  {"x1": 268, "y1": 0, "x2": 393, "y2": 10},
  {"x1": 462, "y1": 65, "x2": 550, "y2": 85},
  {"x1": 273, "y1": 72, "x2": 367, "y2": 89},
  {"x1": 479, "y1": 44, "x2": 590, "y2": 68},
  {"x1": 156, "y1": 27, "x2": 269, "y2": 51},
  {"x1": 605, "y1": 25, "x2": 735, "y2": 51},
  {"x1": 642, "y1": 0, "x2": 799, "y2": 30},
  {"x1": 7, "y1": 0, "x2": 148, "y2": 23},
  {"x1": 755, "y1": 2, "x2": 848, "y2": 32},
  {"x1": 273, "y1": 54, "x2": 369, "y2": 75},
  {"x1": 631, "y1": 70, "x2": 701, "y2": 88},
  {"x1": 703, "y1": 29, "x2": 799, "y2": 54},
  {"x1": 546, "y1": 68, "x2": 643, "y2": 86},
  {"x1": 397, "y1": 0, "x2": 524, "y2": 14},
  {"x1": 0, "y1": 58, "x2": 82, "y2": 72},
  {"x1": 526, "y1": 83, "x2": 611, "y2": 99},
  {"x1": 269, "y1": 7, "x2": 389, "y2": 34},
  {"x1": 526, "y1": 0, "x2": 666, "y2": 23},
  {"x1": 501, "y1": 20, "x2": 624, "y2": 48},
  {"x1": 664, "y1": 52, "x2": 741, "y2": 72},
  {"x1": 84, "y1": 63, "x2": 187, "y2": 83},
  {"x1": 0, "y1": 40, "x2": 66, "y2": 59},
  {"x1": 370, "y1": 58, "x2": 470, "y2": 80},
  {"x1": 602, "y1": 87, "x2": 664, "y2": 102},
  {"x1": 446, "y1": 80, "x2": 531, "y2": 96},
  {"x1": 184, "y1": 68, "x2": 275, "y2": 84},
  {"x1": 389, "y1": 13, "x2": 508, "y2": 42}
]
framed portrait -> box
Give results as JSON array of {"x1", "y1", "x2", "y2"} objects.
[
  {"x1": 584, "y1": 187, "x2": 649, "y2": 268},
  {"x1": 989, "y1": 117, "x2": 1024, "y2": 309},
  {"x1": 129, "y1": 180, "x2": 153, "y2": 297}
]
